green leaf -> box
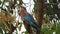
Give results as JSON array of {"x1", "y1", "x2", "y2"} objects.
[
  {"x1": 56, "y1": 23, "x2": 60, "y2": 34},
  {"x1": 22, "y1": 31, "x2": 28, "y2": 34},
  {"x1": 25, "y1": 31, "x2": 28, "y2": 34},
  {"x1": 0, "y1": 28, "x2": 3, "y2": 34},
  {"x1": 18, "y1": 23, "x2": 22, "y2": 31},
  {"x1": 49, "y1": 0, "x2": 57, "y2": 3}
]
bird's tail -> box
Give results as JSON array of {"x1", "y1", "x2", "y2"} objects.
[{"x1": 32, "y1": 23, "x2": 44, "y2": 34}]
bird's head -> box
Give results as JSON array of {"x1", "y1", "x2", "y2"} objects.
[{"x1": 18, "y1": 6, "x2": 27, "y2": 17}]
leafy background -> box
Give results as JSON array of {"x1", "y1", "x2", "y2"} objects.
[{"x1": 0, "y1": 0, "x2": 60, "y2": 34}]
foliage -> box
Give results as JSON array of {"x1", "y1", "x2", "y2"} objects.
[
  {"x1": 42, "y1": 23, "x2": 60, "y2": 34},
  {"x1": 0, "y1": 0, "x2": 60, "y2": 34},
  {"x1": 18, "y1": 23, "x2": 22, "y2": 31},
  {"x1": 0, "y1": 0, "x2": 23, "y2": 34},
  {"x1": 33, "y1": 0, "x2": 38, "y2": 14}
]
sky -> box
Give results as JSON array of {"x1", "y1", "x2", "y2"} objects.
[{"x1": 22, "y1": 0, "x2": 34, "y2": 14}]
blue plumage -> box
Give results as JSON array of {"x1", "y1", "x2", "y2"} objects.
[
  {"x1": 24, "y1": 13, "x2": 41, "y2": 31},
  {"x1": 19, "y1": 7, "x2": 43, "y2": 33}
]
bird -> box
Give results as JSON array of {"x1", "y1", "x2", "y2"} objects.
[{"x1": 18, "y1": 6, "x2": 42, "y2": 32}]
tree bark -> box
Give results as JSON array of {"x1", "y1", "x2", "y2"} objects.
[{"x1": 36, "y1": 0, "x2": 45, "y2": 34}]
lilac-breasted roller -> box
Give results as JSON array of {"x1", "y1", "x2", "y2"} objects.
[{"x1": 18, "y1": 7, "x2": 41, "y2": 32}]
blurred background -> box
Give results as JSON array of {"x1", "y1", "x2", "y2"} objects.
[{"x1": 0, "y1": 0, "x2": 60, "y2": 34}]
